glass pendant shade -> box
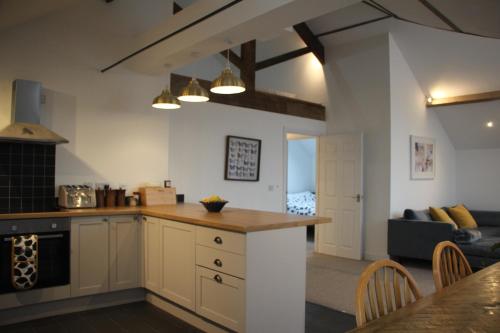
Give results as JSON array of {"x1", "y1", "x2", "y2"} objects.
[
  {"x1": 210, "y1": 67, "x2": 246, "y2": 94},
  {"x1": 152, "y1": 89, "x2": 181, "y2": 109},
  {"x1": 178, "y1": 78, "x2": 209, "y2": 102}
]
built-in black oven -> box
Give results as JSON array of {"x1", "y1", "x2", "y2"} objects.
[{"x1": 0, "y1": 218, "x2": 70, "y2": 294}]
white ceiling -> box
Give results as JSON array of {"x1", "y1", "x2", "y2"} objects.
[{"x1": 0, "y1": 0, "x2": 80, "y2": 32}]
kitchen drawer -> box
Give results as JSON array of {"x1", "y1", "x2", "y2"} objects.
[
  {"x1": 196, "y1": 226, "x2": 245, "y2": 255},
  {"x1": 196, "y1": 245, "x2": 245, "y2": 279},
  {"x1": 195, "y1": 266, "x2": 245, "y2": 332}
]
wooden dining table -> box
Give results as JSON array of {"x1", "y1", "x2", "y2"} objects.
[{"x1": 349, "y1": 262, "x2": 500, "y2": 332}]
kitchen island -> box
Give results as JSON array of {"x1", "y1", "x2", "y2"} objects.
[{"x1": 0, "y1": 204, "x2": 329, "y2": 333}]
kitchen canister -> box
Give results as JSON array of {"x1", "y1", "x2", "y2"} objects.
[{"x1": 105, "y1": 189, "x2": 117, "y2": 207}]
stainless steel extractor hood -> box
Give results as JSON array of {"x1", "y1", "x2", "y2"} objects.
[{"x1": 0, "y1": 80, "x2": 68, "y2": 144}]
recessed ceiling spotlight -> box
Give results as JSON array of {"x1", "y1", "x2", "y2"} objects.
[{"x1": 486, "y1": 121, "x2": 494, "y2": 128}]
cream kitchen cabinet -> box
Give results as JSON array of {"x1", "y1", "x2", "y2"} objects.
[
  {"x1": 195, "y1": 266, "x2": 245, "y2": 332},
  {"x1": 159, "y1": 219, "x2": 196, "y2": 310},
  {"x1": 71, "y1": 216, "x2": 110, "y2": 297},
  {"x1": 71, "y1": 215, "x2": 139, "y2": 297},
  {"x1": 142, "y1": 216, "x2": 196, "y2": 311},
  {"x1": 143, "y1": 216, "x2": 162, "y2": 292},
  {"x1": 109, "y1": 215, "x2": 139, "y2": 291}
]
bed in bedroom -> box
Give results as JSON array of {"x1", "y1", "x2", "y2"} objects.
[{"x1": 287, "y1": 191, "x2": 316, "y2": 216}]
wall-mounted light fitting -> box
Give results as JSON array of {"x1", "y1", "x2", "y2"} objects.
[{"x1": 486, "y1": 121, "x2": 494, "y2": 128}]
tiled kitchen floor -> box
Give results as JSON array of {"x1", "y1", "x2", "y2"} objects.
[{"x1": 0, "y1": 301, "x2": 356, "y2": 333}]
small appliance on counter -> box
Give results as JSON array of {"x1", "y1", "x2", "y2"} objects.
[{"x1": 58, "y1": 185, "x2": 96, "y2": 208}]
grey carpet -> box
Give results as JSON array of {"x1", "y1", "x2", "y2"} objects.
[{"x1": 306, "y1": 248, "x2": 436, "y2": 315}]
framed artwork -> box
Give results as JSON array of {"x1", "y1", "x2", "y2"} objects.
[
  {"x1": 225, "y1": 135, "x2": 261, "y2": 181},
  {"x1": 411, "y1": 135, "x2": 435, "y2": 180}
]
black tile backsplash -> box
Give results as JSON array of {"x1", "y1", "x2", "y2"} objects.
[{"x1": 0, "y1": 142, "x2": 56, "y2": 213}]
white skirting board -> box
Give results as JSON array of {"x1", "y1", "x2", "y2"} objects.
[{"x1": 0, "y1": 288, "x2": 145, "y2": 326}]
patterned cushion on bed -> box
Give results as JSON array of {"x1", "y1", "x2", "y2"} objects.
[{"x1": 287, "y1": 191, "x2": 316, "y2": 216}]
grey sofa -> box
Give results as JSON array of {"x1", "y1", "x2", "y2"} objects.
[{"x1": 388, "y1": 209, "x2": 500, "y2": 268}]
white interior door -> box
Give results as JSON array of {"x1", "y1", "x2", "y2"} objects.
[{"x1": 316, "y1": 133, "x2": 363, "y2": 260}]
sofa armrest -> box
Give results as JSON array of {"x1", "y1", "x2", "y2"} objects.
[
  {"x1": 388, "y1": 219, "x2": 454, "y2": 261},
  {"x1": 469, "y1": 210, "x2": 500, "y2": 227}
]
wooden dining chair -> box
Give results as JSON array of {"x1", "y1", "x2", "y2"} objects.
[
  {"x1": 355, "y1": 259, "x2": 423, "y2": 327},
  {"x1": 432, "y1": 241, "x2": 472, "y2": 292}
]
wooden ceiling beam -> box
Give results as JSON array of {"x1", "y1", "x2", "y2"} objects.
[
  {"x1": 240, "y1": 40, "x2": 256, "y2": 90},
  {"x1": 427, "y1": 90, "x2": 500, "y2": 107},
  {"x1": 255, "y1": 47, "x2": 311, "y2": 71},
  {"x1": 170, "y1": 73, "x2": 325, "y2": 121},
  {"x1": 293, "y1": 22, "x2": 324, "y2": 64},
  {"x1": 173, "y1": 1, "x2": 182, "y2": 14}
]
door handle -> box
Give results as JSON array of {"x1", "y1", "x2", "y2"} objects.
[
  {"x1": 214, "y1": 274, "x2": 223, "y2": 284},
  {"x1": 214, "y1": 259, "x2": 223, "y2": 267},
  {"x1": 351, "y1": 194, "x2": 363, "y2": 202}
]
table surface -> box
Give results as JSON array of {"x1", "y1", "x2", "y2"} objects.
[{"x1": 349, "y1": 262, "x2": 500, "y2": 332}]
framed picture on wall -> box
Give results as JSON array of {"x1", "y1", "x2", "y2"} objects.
[
  {"x1": 411, "y1": 135, "x2": 435, "y2": 180},
  {"x1": 225, "y1": 135, "x2": 261, "y2": 181}
]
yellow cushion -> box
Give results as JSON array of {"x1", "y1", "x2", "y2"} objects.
[
  {"x1": 448, "y1": 204, "x2": 478, "y2": 229},
  {"x1": 429, "y1": 207, "x2": 458, "y2": 229}
]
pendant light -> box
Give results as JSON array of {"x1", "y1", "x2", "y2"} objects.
[
  {"x1": 178, "y1": 78, "x2": 209, "y2": 102},
  {"x1": 152, "y1": 88, "x2": 181, "y2": 109},
  {"x1": 210, "y1": 49, "x2": 246, "y2": 94}
]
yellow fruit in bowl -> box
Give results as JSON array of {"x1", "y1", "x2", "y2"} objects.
[{"x1": 201, "y1": 195, "x2": 225, "y2": 203}]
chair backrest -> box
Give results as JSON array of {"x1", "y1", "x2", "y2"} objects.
[
  {"x1": 355, "y1": 259, "x2": 422, "y2": 327},
  {"x1": 432, "y1": 241, "x2": 472, "y2": 292}
]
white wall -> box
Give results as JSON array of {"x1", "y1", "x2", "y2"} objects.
[
  {"x1": 323, "y1": 34, "x2": 391, "y2": 260},
  {"x1": 456, "y1": 149, "x2": 500, "y2": 211},
  {"x1": 0, "y1": 1, "x2": 173, "y2": 193},
  {"x1": 168, "y1": 102, "x2": 325, "y2": 212},
  {"x1": 389, "y1": 34, "x2": 457, "y2": 216},
  {"x1": 287, "y1": 138, "x2": 316, "y2": 193}
]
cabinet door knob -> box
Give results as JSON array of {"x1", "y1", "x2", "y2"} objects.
[
  {"x1": 214, "y1": 259, "x2": 223, "y2": 267},
  {"x1": 102, "y1": 218, "x2": 109, "y2": 222},
  {"x1": 214, "y1": 236, "x2": 223, "y2": 245},
  {"x1": 214, "y1": 274, "x2": 223, "y2": 284},
  {"x1": 142, "y1": 216, "x2": 147, "y2": 221}
]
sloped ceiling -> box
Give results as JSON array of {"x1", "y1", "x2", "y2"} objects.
[
  {"x1": 305, "y1": 1, "x2": 500, "y2": 150},
  {"x1": 389, "y1": 21, "x2": 500, "y2": 150}
]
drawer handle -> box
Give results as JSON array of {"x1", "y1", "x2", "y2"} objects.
[
  {"x1": 214, "y1": 259, "x2": 223, "y2": 267},
  {"x1": 214, "y1": 236, "x2": 223, "y2": 245},
  {"x1": 214, "y1": 274, "x2": 223, "y2": 284}
]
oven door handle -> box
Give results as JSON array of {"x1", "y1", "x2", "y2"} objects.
[{"x1": 3, "y1": 234, "x2": 65, "y2": 242}]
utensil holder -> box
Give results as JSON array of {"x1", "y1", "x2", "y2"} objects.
[
  {"x1": 96, "y1": 189, "x2": 105, "y2": 208},
  {"x1": 116, "y1": 189, "x2": 126, "y2": 207},
  {"x1": 105, "y1": 189, "x2": 117, "y2": 207}
]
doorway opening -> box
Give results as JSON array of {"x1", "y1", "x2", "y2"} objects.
[{"x1": 285, "y1": 132, "x2": 318, "y2": 255}]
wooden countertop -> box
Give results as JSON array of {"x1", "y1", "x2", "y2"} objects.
[
  {"x1": 349, "y1": 262, "x2": 500, "y2": 332},
  {"x1": 0, "y1": 203, "x2": 329, "y2": 233}
]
